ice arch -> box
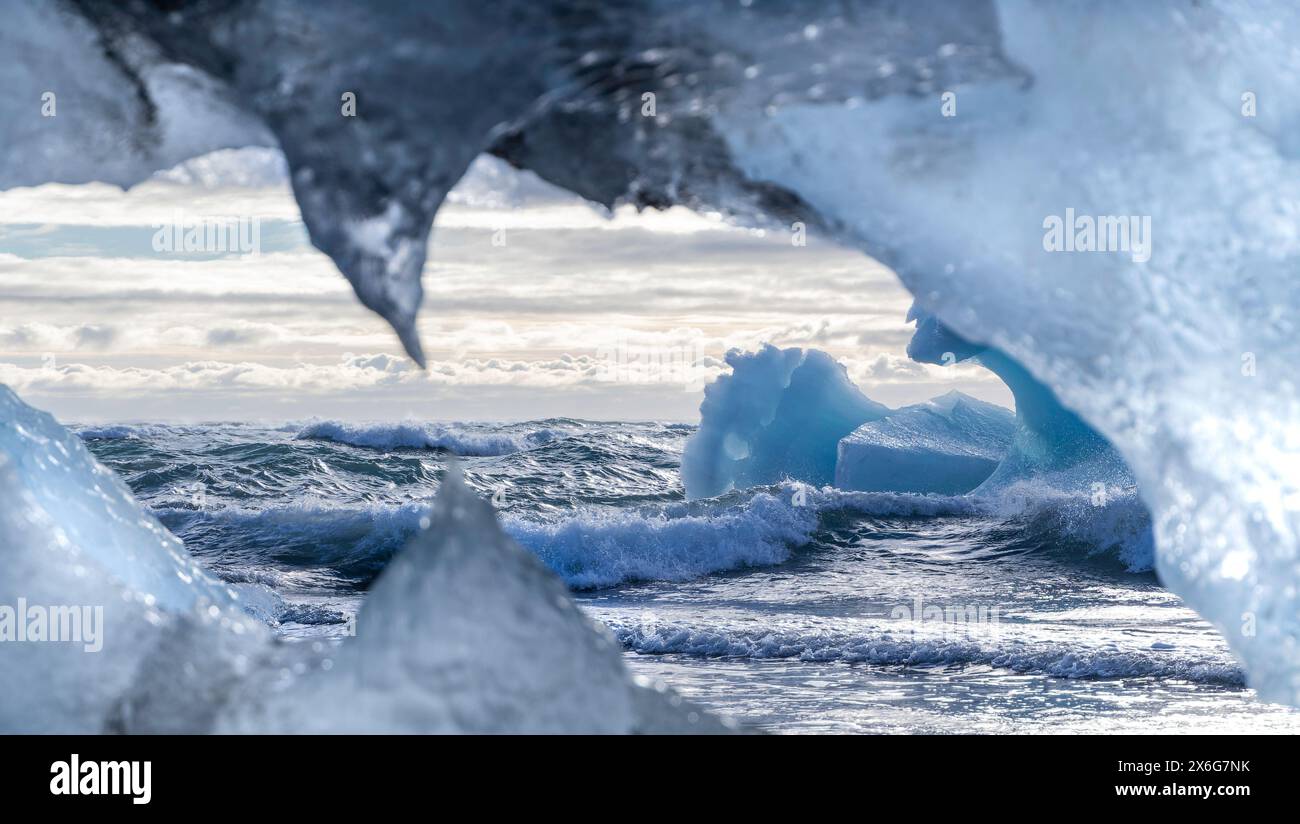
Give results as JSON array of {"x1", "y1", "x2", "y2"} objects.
[{"x1": 905, "y1": 305, "x2": 1127, "y2": 493}]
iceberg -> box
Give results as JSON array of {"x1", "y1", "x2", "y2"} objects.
[
  {"x1": 679, "y1": 341, "x2": 1017, "y2": 499},
  {"x1": 680, "y1": 341, "x2": 1151, "y2": 568},
  {"x1": 681, "y1": 346, "x2": 888, "y2": 499},
  {"x1": 835, "y1": 391, "x2": 1014, "y2": 495}
]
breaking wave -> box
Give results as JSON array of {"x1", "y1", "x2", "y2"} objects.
[
  {"x1": 609, "y1": 620, "x2": 1245, "y2": 686},
  {"x1": 153, "y1": 473, "x2": 1146, "y2": 592},
  {"x1": 295, "y1": 420, "x2": 568, "y2": 456}
]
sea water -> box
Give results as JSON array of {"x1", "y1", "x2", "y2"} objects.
[{"x1": 76, "y1": 419, "x2": 1300, "y2": 734}]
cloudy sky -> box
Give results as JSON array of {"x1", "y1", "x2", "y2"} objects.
[{"x1": 0, "y1": 148, "x2": 1008, "y2": 423}]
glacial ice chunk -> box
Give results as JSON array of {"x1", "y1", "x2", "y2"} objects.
[
  {"x1": 714, "y1": 2, "x2": 1298, "y2": 693},
  {"x1": 681, "y1": 345, "x2": 889, "y2": 499},
  {"x1": 0, "y1": 0, "x2": 272, "y2": 190},
  {"x1": 0, "y1": 387, "x2": 234, "y2": 612},
  {"x1": 2, "y1": 1, "x2": 559, "y2": 366},
  {"x1": 0, "y1": 385, "x2": 267, "y2": 733},
  {"x1": 835, "y1": 391, "x2": 1014, "y2": 495}
]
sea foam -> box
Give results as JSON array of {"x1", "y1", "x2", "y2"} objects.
[{"x1": 295, "y1": 420, "x2": 565, "y2": 456}]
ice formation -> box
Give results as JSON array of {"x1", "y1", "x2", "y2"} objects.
[
  {"x1": 220, "y1": 467, "x2": 638, "y2": 733},
  {"x1": 681, "y1": 346, "x2": 888, "y2": 499},
  {"x1": 683, "y1": 346, "x2": 1014, "y2": 498},
  {"x1": 0, "y1": 386, "x2": 267, "y2": 733},
  {"x1": 709, "y1": 3, "x2": 1300, "y2": 701},
  {"x1": 905, "y1": 307, "x2": 1123, "y2": 491},
  {"x1": 5, "y1": 0, "x2": 1300, "y2": 704},
  {"x1": 905, "y1": 306, "x2": 1155, "y2": 570},
  {"x1": 836, "y1": 391, "x2": 1014, "y2": 495}
]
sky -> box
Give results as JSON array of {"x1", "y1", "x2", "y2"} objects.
[{"x1": 0, "y1": 147, "x2": 1010, "y2": 423}]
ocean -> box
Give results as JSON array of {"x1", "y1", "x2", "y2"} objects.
[{"x1": 76, "y1": 419, "x2": 1300, "y2": 734}]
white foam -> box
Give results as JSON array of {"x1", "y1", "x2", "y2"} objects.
[
  {"x1": 295, "y1": 420, "x2": 565, "y2": 456},
  {"x1": 74, "y1": 424, "x2": 159, "y2": 441},
  {"x1": 610, "y1": 619, "x2": 1243, "y2": 685},
  {"x1": 505, "y1": 491, "x2": 819, "y2": 589}
]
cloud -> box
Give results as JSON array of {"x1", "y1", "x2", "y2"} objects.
[
  {"x1": 0, "y1": 344, "x2": 1006, "y2": 401},
  {"x1": 205, "y1": 324, "x2": 278, "y2": 347},
  {"x1": 0, "y1": 148, "x2": 1011, "y2": 419},
  {"x1": 0, "y1": 322, "x2": 119, "y2": 352},
  {"x1": 74, "y1": 324, "x2": 117, "y2": 349},
  {"x1": 0, "y1": 350, "x2": 728, "y2": 396},
  {"x1": 850, "y1": 352, "x2": 997, "y2": 385}
]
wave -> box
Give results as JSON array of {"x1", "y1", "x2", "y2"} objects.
[
  {"x1": 532, "y1": 481, "x2": 1150, "y2": 588},
  {"x1": 227, "y1": 582, "x2": 348, "y2": 627},
  {"x1": 506, "y1": 491, "x2": 818, "y2": 589},
  {"x1": 294, "y1": 420, "x2": 566, "y2": 456},
  {"x1": 156, "y1": 482, "x2": 993, "y2": 590},
  {"x1": 75, "y1": 423, "x2": 273, "y2": 441},
  {"x1": 154, "y1": 476, "x2": 1148, "y2": 593},
  {"x1": 156, "y1": 498, "x2": 429, "y2": 581},
  {"x1": 514, "y1": 485, "x2": 995, "y2": 589},
  {"x1": 975, "y1": 477, "x2": 1154, "y2": 572},
  {"x1": 75, "y1": 424, "x2": 163, "y2": 441},
  {"x1": 607, "y1": 620, "x2": 1244, "y2": 686},
  {"x1": 159, "y1": 492, "x2": 812, "y2": 589}
]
